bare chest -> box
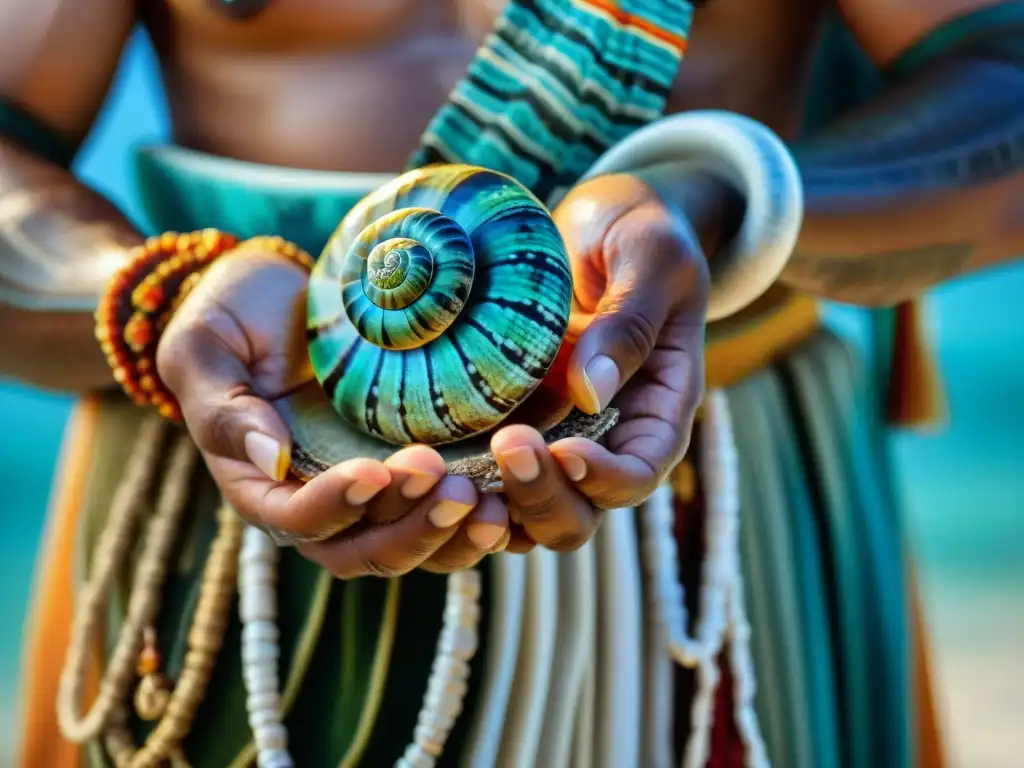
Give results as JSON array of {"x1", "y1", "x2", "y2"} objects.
[{"x1": 148, "y1": 0, "x2": 826, "y2": 170}]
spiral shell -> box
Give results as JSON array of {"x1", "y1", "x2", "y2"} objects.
[{"x1": 307, "y1": 165, "x2": 573, "y2": 446}]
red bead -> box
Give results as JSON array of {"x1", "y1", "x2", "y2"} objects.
[
  {"x1": 133, "y1": 281, "x2": 166, "y2": 312},
  {"x1": 124, "y1": 314, "x2": 153, "y2": 353},
  {"x1": 96, "y1": 229, "x2": 308, "y2": 421}
]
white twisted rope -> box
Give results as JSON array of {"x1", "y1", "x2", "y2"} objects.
[
  {"x1": 237, "y1": 526, "x2": 481, "y2": 768},
  {"x1": 397, "y1": 569, "x2": 482, "y2": 768},
  {"x1": 640, "y1": 389, "x2": 768, "y2": 768},
  {"x1": 238, "y1": 525, "x2": 293, "y2": 768}
]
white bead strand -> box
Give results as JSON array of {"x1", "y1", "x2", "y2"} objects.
[
  {"x1": 639, "y1": 390, "x2": 768, "y2": 768},
  {"x1": 396, "y1": 569, "x2": 482, "y2": 768},
  {"x1": 238, "y1": 525, "x2": 293, "y2": 768}
]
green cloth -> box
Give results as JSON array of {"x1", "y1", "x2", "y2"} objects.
[
  {"x1": 0, "y1": 97, "x2": 78, "y2": 169},
  {"x1": 785, "y1": 15, "x2": 913, "y2": 768},
  {"x1": 726, "y1": 330, "x2": 909, "y2": 768},
  {"x1": 887, "y1": 2, "x2": 1024, "y2": 79}
]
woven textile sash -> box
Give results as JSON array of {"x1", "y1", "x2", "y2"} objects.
[{"x1": 407, "y1": 0, "x2": 695, "y2": 201}]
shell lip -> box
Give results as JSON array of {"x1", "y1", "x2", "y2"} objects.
[{"x1": 273, "y1": 381, "x2": 618, "y2": 492}]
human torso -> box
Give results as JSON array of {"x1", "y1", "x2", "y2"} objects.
[{"x1": 143, "y1": 0, "x2": 829, "y2": 172}]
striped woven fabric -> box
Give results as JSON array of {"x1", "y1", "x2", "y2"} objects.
[{"x1": 407, "y1": 0, "x2": 694, "y2": 201}]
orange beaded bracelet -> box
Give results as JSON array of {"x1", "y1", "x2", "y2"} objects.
[{"x1": 95, "y1": 230, "x2": 314, "y2": 420}]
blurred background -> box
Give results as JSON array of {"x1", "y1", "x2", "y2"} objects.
[{"x1": 1, "y1": 29, "x2": 1021, "y2": 767}]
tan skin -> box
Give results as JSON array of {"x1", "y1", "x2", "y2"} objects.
[{"x1": 1, "y1": 0, "x2": 1020, "y2": 576}]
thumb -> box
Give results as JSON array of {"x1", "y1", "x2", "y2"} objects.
[
  {"x1": 157, "y1": 309, "x2": 293, "y2": 482},
  {"x1": 568, "y1": 270, "x2": 673, "y2": 416}
]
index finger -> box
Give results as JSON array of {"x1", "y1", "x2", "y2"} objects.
[
  {"x1": 206, "y1": 452, "x2": 391, "y2": 544},
  {"x1": 548, "y1": 436, "x2": 660, "y2": 510}
]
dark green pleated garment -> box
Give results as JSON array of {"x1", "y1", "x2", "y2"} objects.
[
  {"x1": 725, "y1": 327, "x2": 911, "y2": 768},
  {"x1": 719, "y1": 13, "x2": 912, "y2": 768}
]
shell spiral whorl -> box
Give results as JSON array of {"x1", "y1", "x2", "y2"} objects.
[
  {"x1": 308, "y1": 165, "x2": 572, "y2": 446},
  {"x1": 346, "y1": 209, "x2": 474, "y2": 348}
]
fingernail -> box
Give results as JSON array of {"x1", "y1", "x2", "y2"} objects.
[
  {"x1": 401, "y1": 470, "x2": 440, "y2": 500},
  {"x1": 345, "y1": 481, "x2": 386, "y2": 506},
  {"x1": 557, "y1": 453, "x2": 588, "y2": 482},
  {"x1": 583, "y1": 355, "x2": 620, "y2": 413},
  {"x1": 500, "y1": 446, "x2": 540, "y2": 483},
  {"x1": 492, "y1": 531, "x2": 511, "y2": 553},
  {"x1": 428, "y1": 499, "x2": 475, "y2": 529},
  {"x1": 245, "y1": 432, "x2": 290, "y2": 482},
  {"x1": 468, "y1": 522, "x2": 506, "y2": 550}
]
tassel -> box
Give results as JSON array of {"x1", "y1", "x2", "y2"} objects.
[
  {"x1": 885, "y1": 298, "x2": 948, "y2": 431},
  {"x1": 671, "y1": 458, "x2": 697, "y2": 503}
]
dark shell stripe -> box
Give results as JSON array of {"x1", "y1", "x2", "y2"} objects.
[{"x1": 308, "y1": 165, "x2": 573, "y2": 444}]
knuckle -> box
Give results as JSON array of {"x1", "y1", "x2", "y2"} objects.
[
  {"x1": 220, "y1": 488, "x2": 261, "y2": 527},
  {"x1": 505, "y1": 535, "x2": 536, "y2": 555},
  {"x1": 422, "y1": 550, "x2": 485, "y2": 574},
  {"x1": 195, "y1": 400, "x2": 238, "y2": 455},
  {"x1": 326, "y1": 537, "x2": 404, "y2": 580},
  {"x1": 619, "y1": 308, "x2": 658, "y2": 361},
  {"x1": 155, "y1": 324, "x2": 187, "y2": 393},
  {"x1": 545, "y1": 528, "x2": 591, "y2": 552},
  {"x1": 335, "y1": 555, "x2": 401, "y2": 580},
  {"x1": 155, "y1": 311, "x2": 215, "y2": 397},
  {"x1": 420, "y1": 559, "x2": 456, "y2": 574},
  {"x1": 599, "y1": 303, "x2": 657, "y2": 366},
  {"x1": 591, "y1": 484, "x2": 651, "y2": 510},
  {"x1": 363, "y1": 559, "x2": 404, "y2": 578},
  {"x1": 512, "y1": 492, "x2": 562, "y2": 525},
  {"x1": 513, "y1": 492, "x2": 596, "y2": 552},
  {"x1": 341, "y1": 525, "x2": 447, "y2": 579},
  {"x1": 628, "y1": 489, "x2": 657, "y2": 508}
]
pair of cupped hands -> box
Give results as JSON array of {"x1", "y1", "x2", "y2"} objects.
[{"x1": 157, "y1": 174, "x2": 710, "y2": 578}]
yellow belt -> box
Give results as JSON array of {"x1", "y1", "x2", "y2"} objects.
[{"x1": 704, "y1": 287, "x2": 820, "y2": 390}]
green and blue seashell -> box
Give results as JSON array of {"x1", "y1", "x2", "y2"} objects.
[{"x1": 307, "y1": 164, "x2": 573, "y2": 446}]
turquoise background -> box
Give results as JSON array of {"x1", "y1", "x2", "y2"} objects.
[{"x1": 1, "y1": 29, "x2": 1021, "y2": 765}]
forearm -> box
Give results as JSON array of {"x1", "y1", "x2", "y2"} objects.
[
  {"x1": 782, "y1": 9, "x2": 1024, "y2": 305},
  {"x1": 0, "y1": 137, "x2": 141, "y2": 391}
]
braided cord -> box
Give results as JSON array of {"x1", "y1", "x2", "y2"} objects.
[{"x1": 56, "y1": 424, "x2": 195, "y2": 742}]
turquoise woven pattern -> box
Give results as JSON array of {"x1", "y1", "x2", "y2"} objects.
[
  {"x1": 407, "y1": 0, "x2": 694, "y2": 202},
  {"x1": 307, "y1": 165, "x2": 573, "y2": 445}
]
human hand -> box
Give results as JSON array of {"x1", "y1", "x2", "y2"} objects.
[
  {"x1": 491, "y1": 173, "x2": 711, "y2": 553},
  {"x1": 158, "y1": 246, "x2": 510, "y2": 577}
]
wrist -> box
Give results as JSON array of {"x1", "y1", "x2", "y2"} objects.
[
  {"x1": 95, "y1": 230, "x2": 313, "y2": 419},
  {"x1": 632, "y1": 166, "x2": 743, "y2": 259}
]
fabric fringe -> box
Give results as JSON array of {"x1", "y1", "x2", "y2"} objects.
[
  {"x1": 641, "y1": 390, "x2": 767, "y2": 768},
  {"x1": 886, "y1": 299, "x2": 948, "y2": 431}
]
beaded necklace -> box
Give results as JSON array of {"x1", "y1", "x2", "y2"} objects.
[{"x1": 57, "y1": 419, "x2": 190, "y2": 744}]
